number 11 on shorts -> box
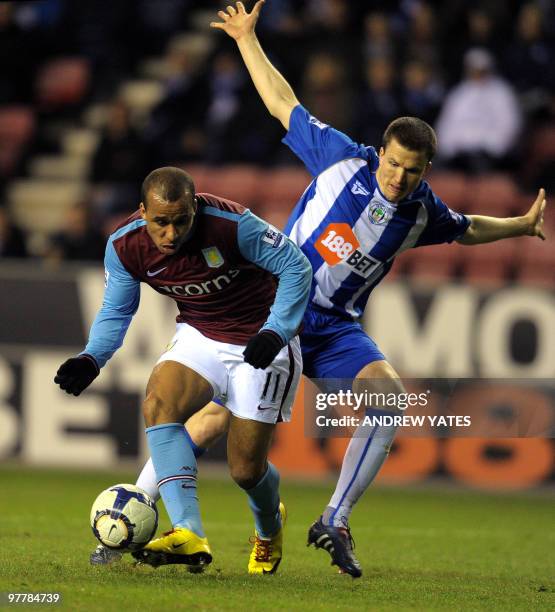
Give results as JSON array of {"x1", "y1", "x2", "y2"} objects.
[{"x1": 260, "y1": 372, "x2": 281, "y2": 404}]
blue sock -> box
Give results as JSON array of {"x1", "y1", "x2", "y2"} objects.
[
  {"x1": 246, "y1": 462, "x2": 281, "y2": 538},
  {"x1": 146, "y1": 423, "x2": 204, "y2": 536},
  {"x1": 184, "y1": 427, "x2": 206, "y2": 458}
]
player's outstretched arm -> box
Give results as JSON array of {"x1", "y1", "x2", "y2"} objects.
[
  {"x1": 210, "y1": 1, "x2": 299, "y2": 130},
  {"x1": 457, "y1": 188, "x2": 547, "y2": 245}
]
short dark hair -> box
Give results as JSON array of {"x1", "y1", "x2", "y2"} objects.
[
  {"x1": 382, "y1": 117, "x2": 437, "y2": 161},
  {"x1": 141, "y1": 167, "x2": 195, "y2": 208}
]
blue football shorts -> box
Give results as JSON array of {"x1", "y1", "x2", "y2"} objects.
[{"x1": 300, "y1": 306, "x2": 385, "y2": 386}]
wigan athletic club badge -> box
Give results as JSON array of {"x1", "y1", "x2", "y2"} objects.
[{"x1": 368, "y1": 198, "x2": 393, "y2": 225}]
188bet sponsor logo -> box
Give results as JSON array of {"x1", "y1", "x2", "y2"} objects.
[{"x1": 315, "y1": 223, "x2": 379, "y2": 277}]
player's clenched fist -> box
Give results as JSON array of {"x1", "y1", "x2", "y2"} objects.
[
  {"x1": 54, "y1": 354, "x2": 99, "y2": 396},
  {"x1": 243, "y1": 330, "x2": 284, "y2": 369}
]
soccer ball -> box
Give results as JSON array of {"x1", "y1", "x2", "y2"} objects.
[{"x1": 90, "y1": 484, "x2": 158, "y2": 551}]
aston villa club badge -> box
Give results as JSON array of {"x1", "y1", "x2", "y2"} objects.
[{"x1": 202, "y1": 246, "x2": 224, "y2": 268}]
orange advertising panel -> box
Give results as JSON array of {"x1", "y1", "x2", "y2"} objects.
[{"x1": 270, "y1": 379, "x2": 555, "y2": 489}]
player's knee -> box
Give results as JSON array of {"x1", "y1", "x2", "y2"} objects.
[
  {"x1": 354, "y1": 360, "x2": 406, "y2": 414},
  {"x1": 229, "y1": 458, "x2": 265, "y2": 490},
  {"x1": 356, "y1": 359, "x2": 401, "y2": 382},
  {"x1": 143, "y1": 391, "x2": 175, "y2": 427}
]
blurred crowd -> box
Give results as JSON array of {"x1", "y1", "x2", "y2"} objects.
[{"x1": 0, "y1": 0, "x2": 554, "y2": 263}]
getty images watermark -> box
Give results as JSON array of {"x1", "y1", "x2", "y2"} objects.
[
  {"x1": 304, "y1": 379, "x2": 555, "y2": 438},
  {"x1": 314, "y1": 388, "x2": 470, "y2": 428}
]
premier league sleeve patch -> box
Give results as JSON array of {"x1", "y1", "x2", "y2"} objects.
[
  {"x1": 308, "y1": 115, "x2": 329, "y2": 130},
  {"x1": 262, "y1": 225, "x2": 285, "y2": 248}
]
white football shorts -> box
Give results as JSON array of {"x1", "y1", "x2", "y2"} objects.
[{"x1": 156, "y1": 322, "x2": 302, "y2": 424}]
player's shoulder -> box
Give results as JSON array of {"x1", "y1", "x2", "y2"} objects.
[
  {"x1": 363, "y1": 145, "x2": 379, "y2": 172},
  {"x1": 410, "y1": 179, "x2": 456, "y2": 228},
  {"x1": 407, "y1": 179, "x2": 437, "y2": 205},
  {"x1": 414, "y1": 179, "x2": 432, "y2": 197},
  {"x1": 292, "y1": 104, "x2": 375, "y2": 163},
  {"x1": 397, "y1": 180, "x2": 438, "y2": 221},
  {"x1": 196, "y1": 193, "x2": 247, "y2": 221},
  {"x1": 107, "y1": 210, "x2": 150, "y2": 272},
  {"x1": 109, "y1": 210, "x2": 146, "y2": 243}
]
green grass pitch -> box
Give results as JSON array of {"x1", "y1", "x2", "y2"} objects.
[{"x1": 0, "y1": 466, "x2": 553, "y2": 611}]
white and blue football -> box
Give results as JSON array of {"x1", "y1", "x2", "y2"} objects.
[{"x1": 90, "y1": 484, "x2": 158, "y2": 551}]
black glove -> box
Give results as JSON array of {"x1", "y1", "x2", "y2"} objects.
[
  {"x1": 243, "y1": 331, "x2": 284, "y2": 369},
  {"x1": 54, "y1": 354, "x2": 100, "y2": 396}
]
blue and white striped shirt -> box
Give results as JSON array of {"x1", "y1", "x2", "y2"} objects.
[{"x1": 283, "y1": 105, "x2": 470, "y2": 319}]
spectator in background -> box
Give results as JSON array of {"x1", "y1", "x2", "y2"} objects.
[
  {"x1": 300, "y1": 52, "x2": 355, "y2": 134},
  {"x1": 0, "y1": 207, "x2": 27, "y2": 258},
  {"x1": 362, "y1": 12, "x2": 396, "y2": 62},
  {"x1": 435, "y1": 48, "x2": 522, "y2": 173},
  {"x1": 203, "y1": 47, "x2": 285, "y2": 164},
  {"x1": 304, "y1": 0, "x2": 357, "y2": 57},
  {"x1": 60, "y1": 1, "x2": 136, "y2": 100},
  {"x1": 90, "y1": 98, "x2": 147, "y2": 185},
  {"x1": 146, "y1": 36, "x2": 211, "y2": 165},
  {"x1": 257, "y1": 0, "x2": 303, "y2": 35},
  {"x1": 354, "y1": 56, "x2": 399, "y2": 146},
  {"x1": 440, "y1": 4, "x2": 506, "y2": 84},
  {"x1": 203, "y1": 49, "x2": 248, "y2": 162},
  {"x1": 0, "y1": 2, "x2": 37, "y2": 104},
  {"x1": 147, "y1": 40, "x2": 282, "y2": 166},
  {"x1": 400, "y1": 59, "x2": 443, "y2": 126},
  {"x1": 135, "y1": 0, "x2": 189, "y2": 57},
  {"x1": 464, "y1": 7, "x2": 502, "y2": 54},
  {"x1": 47, "y1": 202, "x2": 104, "y2": 263},
  {"x1": 503, "y1": 2, "x2": 555, "y2": 120},
  {"x1": 11, "y1": 0, "x2": 63, "y2": 30},
  {"x1": 402, "y1": 1, "x2": 441, "y2": 70}
]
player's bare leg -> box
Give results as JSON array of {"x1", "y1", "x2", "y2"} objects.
[
  {"x1": 227, "y1": 415, "x2": 286, "y2": 574},
  {"x1": 187, "y1": 401, "x2": 230, "y2": 448},
  {"x1": 133, "y1": 360, "x2": 214, "y2": 569},
  {"x1": 308, "y1": 360, "x2": 404, "y2": 578}
]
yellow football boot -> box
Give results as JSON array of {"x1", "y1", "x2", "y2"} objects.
[
  {"x1": 248, "y1": 502, "x2": 286, "y2": 575},
  {"x1": 132, "y1": 527, "x2": 212, "y2": 570}
]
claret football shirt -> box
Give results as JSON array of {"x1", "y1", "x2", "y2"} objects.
[{"x1": 83, "y1": 194, "x2": 311, "y2": 367}]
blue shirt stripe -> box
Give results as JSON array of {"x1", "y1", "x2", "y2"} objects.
[
  {"x1": 201, "y1": 206, "x2": 242, "y2": 222},
  {"x1": 110, "y1": 218, "x2": 147, "y2": 241}
]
